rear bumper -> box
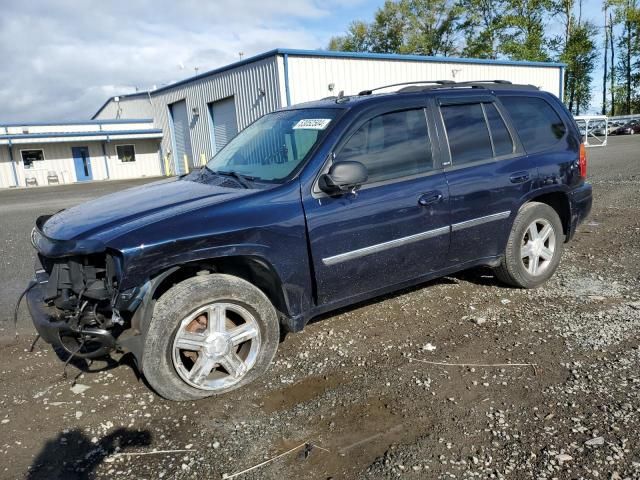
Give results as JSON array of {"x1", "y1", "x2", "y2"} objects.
[{"x1": 568, "y1": 182, "x2": 593, "y2": 241}]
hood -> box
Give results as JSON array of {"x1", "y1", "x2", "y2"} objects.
[{"x1": 42, "y1": 176, "x2": 253, "y2": 242}]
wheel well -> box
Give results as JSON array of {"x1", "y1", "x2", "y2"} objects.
[
  {"x1": 150, "y1": 256, "x2": 289, "y2": 318},
  {"x1": 528, "y1": 192, "x2": 570, "y2": 238}
]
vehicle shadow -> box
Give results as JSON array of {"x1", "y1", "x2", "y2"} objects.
[
  {"x1": 452, "y1": 266, "x2": 509, "y2": 288},
  {"x1": 52, "y1": 347, "x2": 142, "y2": 380},
  {"x1": 299, "y1": 266, "x2": 508, "y2": 335},
  {"x1": 26, "y1": 427, "x2": 152, "y2": 480}
]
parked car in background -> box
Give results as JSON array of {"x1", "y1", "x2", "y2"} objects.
[
  {"x1": 591, "y1": 121, "x2": 609, "y2": 136},
  {"x1": 25, "y1": 80, "x2": 592, "y2": 401},
  {"x1": 612, "y1": 120, "x2": 640, "y2": 135}
]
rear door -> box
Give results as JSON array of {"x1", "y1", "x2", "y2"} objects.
[
  {"x1": 435, "y1": 95, "x2": 535, "y2": 264},
  {"x1": 303, "y1": 103, "x2": 450, "y2": 305}
]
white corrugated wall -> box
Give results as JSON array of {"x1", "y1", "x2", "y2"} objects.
[
  {"x1": 90, "y1": 52, "x2": 563, "y2": 178},
  {"x1": 284, "y1": 56, "x2": 562, "y2": 105},
  {"x1": 103, "y1": 139, "x2": 163, "y2": 180},
  {"x1": 0, "y1": 145, "x2": 17, "y2": 187},
  {"x1": 149, "y1": 56, "x2": 281, "y2": 172},
  {"x1": 0, "y1": 139, "x2": 161, "y2": 188},
  {"x1": 93, "y1": 96, "x2": 155, "y2": 120}
]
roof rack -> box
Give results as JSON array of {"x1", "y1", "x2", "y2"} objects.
[
  {"x1": 357, "y1": 79, "x2": 539, "y2": 96},
  {"x1": 358, "y1": 80, "x2": 455, "y2": 96},
  {"x1": 400, "y1": 80, "x2": 539, "y2": 93}
]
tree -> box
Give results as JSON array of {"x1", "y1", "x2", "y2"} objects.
[
  {"x1": 401, "y1": 0, "x2": 463, "y2": 56},
  {"x1": 551, "y1": 0, "x2": 598, "y2": 114},
  {"x1": 498, "y1": 0, "x2": 553, "y2": 61},
  {"x1": 610, "y1": 0, "x2": 639, "y2": 114},
  {"x1": 564, "y1": 21, "x2": 598, "y2": 114},
  {"x1": 603, "y1": 5, "x2": 609, "y2": 115},
  {"x1": 328, "y1": 21, "x2": 371, "y2": 52},
  {"x1": 459, "y1": 0, "x2": 505, "y2": 58},
  {"x1": 327, "y1": 0, "x2": 462, "y2": 56},
  {"x1": 368, "y1": 0, "x2": 406, "y2": 52},
  {"x1": 610, "y1": 10, "x2": 616, "y2": 115}
]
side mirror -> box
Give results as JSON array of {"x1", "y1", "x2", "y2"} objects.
[{"x1": 318, "y1": 161, "x2": 368, "y2": 195}]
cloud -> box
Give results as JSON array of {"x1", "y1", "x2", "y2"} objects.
[{"x1": 0, "y1": 0, "x2": 366, "y2": 122}]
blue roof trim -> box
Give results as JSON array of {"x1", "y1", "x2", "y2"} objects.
[
  {"x1": 106, "y1": 50, "x2": 282, "y2": 100},
  {"x1": 276, "y1": 49, "x2": 567, "y2": 69},
  {"x1": 91, "y1": 48, "x2": 566, "y2": 117},
  {"x1": 0, "y1": 129, "x2": 163, "y2": 141},
  {"x1": 1, "y1": 118, "x2": 154, "y2": 127}
]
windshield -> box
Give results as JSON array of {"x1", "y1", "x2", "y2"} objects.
[{"x1": 206, "y1": 108, "x2": 341, "y2": 182}]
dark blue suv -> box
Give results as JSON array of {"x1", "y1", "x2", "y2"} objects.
[{"x1": 26, "y1": 81, "x2": 592, "y2": 400}]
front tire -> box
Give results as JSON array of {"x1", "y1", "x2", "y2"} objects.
[
  {"x1": 494, "y1": 202, "x2": 564, "y2": 288},
  {"x1": 142, "y1": 274, "x2": 280, "y2": 401}
]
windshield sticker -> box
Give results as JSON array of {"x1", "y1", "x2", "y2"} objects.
[{"x1": 293, "y1": 118, "x2": 332, "y2": 130}]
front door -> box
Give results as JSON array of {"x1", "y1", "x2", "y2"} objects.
[
  {"x1": 304, "y1": 106, "x2": 450, "y2": 306},
  {"x1": 72, "y1": 147, "x2": 92, "y2": 181}
]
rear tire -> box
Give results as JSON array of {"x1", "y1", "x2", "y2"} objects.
[
  {"x1": 494, "y1": 202, "x2": 564, "y2": 288},
  {"x1": 141, "y1": 274, "x2": 279, "y2": 401}
]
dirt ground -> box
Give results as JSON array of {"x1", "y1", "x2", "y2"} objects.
[{"x1": 0, "y1": 138, "x2": 639, "y2": 480}]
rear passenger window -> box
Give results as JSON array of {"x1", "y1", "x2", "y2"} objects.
[
  {"x1": 499, "y1": 96, "x2": 566, "y2": 152},
  {"x1": 484, "y1": 103, "x2": 514, "y2": 157},
  {"x1": 441, "y1": 103, "x2": 493, "y2": 165},
  {"x1": 339, "y1": 109, "x2": 433, "y2": 183}
]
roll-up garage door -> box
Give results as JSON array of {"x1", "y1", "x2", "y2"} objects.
[
  {"x1": 209, "y1": 96, "x2": 238, "y2": 154},
  {"x1": 169, "y1": 100, "x2": 193, "y2": 175}
]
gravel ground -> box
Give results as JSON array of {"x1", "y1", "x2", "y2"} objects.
[{"x1": 0, "y1": 138, "x2": 638, "y2": 480}]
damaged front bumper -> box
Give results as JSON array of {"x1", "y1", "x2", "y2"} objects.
[{"x1": 26, "y1": 269, "x2": 116, "y2": 359}]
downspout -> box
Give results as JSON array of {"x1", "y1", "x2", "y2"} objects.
[
  {"x1": 158, "y1": 142, "x2": 166, "y2": 176},
  {"x1": 8, "y1": 140, "x2": 19, "y2": 187},
  {"x1": 559, "y1": 66, "x2": 565, "y2": 103},
  {"x1": 101, "y1": 140, "x2": 110, "y2": 180},
  {"x1": 283, "y1": 53, "x2": 292, "y2": 107}
]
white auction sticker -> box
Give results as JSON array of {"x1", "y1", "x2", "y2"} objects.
[{"x1": 293, "y1": 118, "x2": 332, "y2": 130}]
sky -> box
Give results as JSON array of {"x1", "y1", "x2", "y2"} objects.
[{"x1": 0, "y1": 0, "x2": 606, "y2": 123}]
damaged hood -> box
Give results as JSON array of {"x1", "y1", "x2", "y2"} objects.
[{"x1": 41, "y1": 176, "x2": 254, "y2": 243}]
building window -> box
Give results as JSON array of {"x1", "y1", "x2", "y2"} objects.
[
  {"x1": 21, "y1": 149, "x2": 45, "y2": 169},
  {"x1": 116, "y1": 144, "x2": 136, "y2": 162}
]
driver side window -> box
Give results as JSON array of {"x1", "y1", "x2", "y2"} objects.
[{"x1": 338, "y1": 109, "x2": 433, "y2": 184}]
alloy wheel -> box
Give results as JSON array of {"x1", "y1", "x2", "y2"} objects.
[
  {"x1": 172, "y1": 302, "x2": 260, "y2": 391},
  {"x1": 520, "y1": 218, "x2": 556, "y2": 276}
]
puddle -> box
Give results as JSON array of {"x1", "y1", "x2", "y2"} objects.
[{"x1": 262, "y1": 373, "x2": 346, "y2": 413}]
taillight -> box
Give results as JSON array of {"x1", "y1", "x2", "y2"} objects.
[{"x1": 579, "y1": 143, "x2": 587, "y2": 178}]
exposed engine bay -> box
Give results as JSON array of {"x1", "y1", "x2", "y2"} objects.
[{"x1": 37, "y1": 253, "x2": 124, "y2": 359}]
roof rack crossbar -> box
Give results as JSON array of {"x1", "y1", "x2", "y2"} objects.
[
  {"x1": 455, "y1": 80, "x2": 513, "y2": 85},
  {"x1": 358, "y1": 80, "x2": 455, "y2": 96},
  {"x1": 398, "y1": 81, "x2": 539, "y2": 93},
  {"x1": 357, "y1": 79, "x2": 539, "y2": 96}
]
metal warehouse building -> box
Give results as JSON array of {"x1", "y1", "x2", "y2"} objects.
[
  {"x1": 0, "y1": 120, "x2": 163, "y2": 188},
  {"x1": 93, "y1": 49, "x2": 565, "y2": 177}
]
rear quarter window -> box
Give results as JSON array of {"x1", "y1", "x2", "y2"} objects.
[{"x1": 499, "y1": 96, "x2": 567, "y2": 153}]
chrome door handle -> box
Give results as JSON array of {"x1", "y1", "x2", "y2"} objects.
[
  {"x1": 509, "y1": 172, "x2": 530, "y2": 183},
  {"x1": 418, "y1": 192, "x2": 443, "y2": 206}
]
